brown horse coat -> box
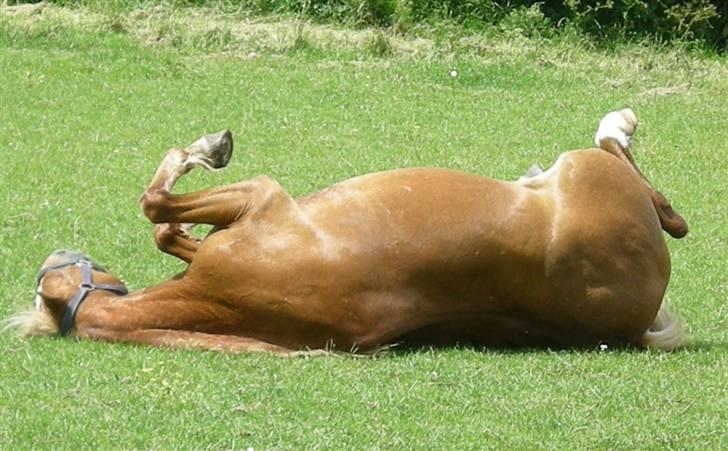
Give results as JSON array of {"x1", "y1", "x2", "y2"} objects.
[{"x1": 6, "y1": 109, "x2": 688, "y2": 354}]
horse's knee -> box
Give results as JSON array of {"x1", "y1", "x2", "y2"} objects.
[
  {"x1": 140, "y1": 190, "x2": 171, "y2": 223},
  {"x1": 154, "y1": 224, "x2": 176, "y2": 251}
]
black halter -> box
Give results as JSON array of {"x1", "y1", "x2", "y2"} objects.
[{"x1": 35, "y1": 258, "x2": 128, "y2": 336}]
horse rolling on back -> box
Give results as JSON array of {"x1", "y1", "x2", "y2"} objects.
[{"x1": 5, "y1": 109, "x2": 689, "y2": 354}]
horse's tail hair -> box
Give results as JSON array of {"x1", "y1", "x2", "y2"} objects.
[
  {"x1": 2, "y1": 307, "x2": 59, "y2": 337},
  {"x1": 641, "y1": 303, "x2": 686, "y2": 351}
]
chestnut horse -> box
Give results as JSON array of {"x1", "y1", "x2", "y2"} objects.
[{"x1": 5, "y1": 109, "x2": 688, "y2": 354}]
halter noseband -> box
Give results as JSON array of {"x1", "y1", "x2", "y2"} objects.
[{"x1": 35, "y1": 258, "x2": 128, "y2": 336}]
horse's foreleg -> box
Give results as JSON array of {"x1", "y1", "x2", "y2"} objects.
[
  {"x1": 154, "y1": 223, "x2": 200, "y2": 263},
  {"x1": 140, "y1": 130, "x2": 290, "y2": 227},
  {"x1": 140, "y1": 175, "x2": 286, "y2": 226},
  {"x1": 140, "y1": 131, "x2": 235, "y2": 261},
  {"x1": 81, "y1": 328, "x2": 302, "y2": 355}
]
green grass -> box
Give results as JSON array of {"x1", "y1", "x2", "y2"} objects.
[{"x1": 1, "y1": 3, "x2": 727, "y2": 449}]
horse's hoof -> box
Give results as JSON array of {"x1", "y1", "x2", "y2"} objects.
[
  {"x1": 594, "y1": 108, "x2": 637, "y2": 149},
  {"x1": 187, "y1": 130, "x2": 234, "y2": 169}
]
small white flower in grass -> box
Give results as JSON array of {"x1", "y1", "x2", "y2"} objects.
[
  {"x1": 449, "y1": 69, "x2": 458, "y2": 78},
  {"x1": 599, "y1": 343, "x2": 608, "y2": 351}
]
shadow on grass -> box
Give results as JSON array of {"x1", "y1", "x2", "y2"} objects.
[{"x1": 365, "y1": 339, "x2": 728, "y2": 358}]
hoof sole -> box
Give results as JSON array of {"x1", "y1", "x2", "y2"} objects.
[{"x1": 187, "y1": 130, "x2": 234, "y2": 169}]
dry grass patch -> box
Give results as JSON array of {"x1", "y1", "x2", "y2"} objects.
[
  {"x1": 3, "y1": 2, "x2": 726, "y2": 88},
  {"x1": 1, "y1": 2, "x2": 432, "y2": 55}
]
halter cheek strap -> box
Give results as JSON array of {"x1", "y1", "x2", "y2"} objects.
[{"x1": 36, "y1": 259, "x2": 128, "y2": 336}]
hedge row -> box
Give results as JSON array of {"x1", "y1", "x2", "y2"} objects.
[{"x1": 35, "y1": 0, "x2": 728, "y2": 50}]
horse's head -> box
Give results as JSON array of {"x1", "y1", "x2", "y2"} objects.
[
  {"x1": 6, "y1": 250, "x2": 128, "y2": 337},
  {"x1": 595, "y1": 109, "x2": 688, "y2": 239}
]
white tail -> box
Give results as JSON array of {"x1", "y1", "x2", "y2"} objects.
[{"x1": 641, "y1": 304, "x2": 686, "y2": 351}]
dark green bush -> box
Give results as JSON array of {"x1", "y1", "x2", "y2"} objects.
[
  {"x1": 547, "y1": 0, "x2": 726, "y2": 46},
  {"x1": 21, "y1": 0, "x2": 728, "y2": 50},
  {"x1": 406, "y1": 0, "x2": 726, "y2": 49}
]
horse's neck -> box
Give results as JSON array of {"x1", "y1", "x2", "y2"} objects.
[
  {"x1": 69, "y1": 286, "x2": 294, "y2": 353},
  {"x1": 73, "y1": 280, "x2": 201, "y2": 335}
]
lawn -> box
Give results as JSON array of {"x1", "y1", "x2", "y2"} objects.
[{"x1": 1, "y1": 2, "x2": 727, "y2": 449}]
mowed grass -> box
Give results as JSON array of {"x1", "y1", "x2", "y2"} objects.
[{"x1": 1, "y1": 3, "x2": 727, "y2": 449}]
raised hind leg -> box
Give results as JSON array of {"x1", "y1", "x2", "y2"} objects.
[{"x1": 595, "y1": 108, "x2": 688, "y2": 238}]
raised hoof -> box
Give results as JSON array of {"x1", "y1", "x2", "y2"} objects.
[
  {"x1": 187, "y1": 130, "x2": 234, "y2": 169},
  {"x1": 594, "y1": 108, "x2": 637, "y2": 149}
]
